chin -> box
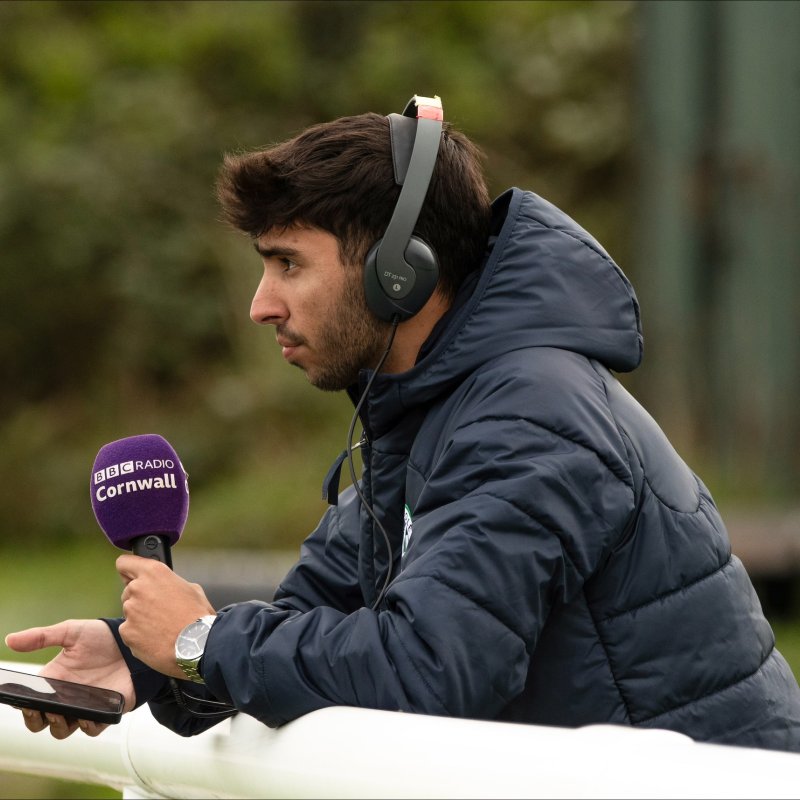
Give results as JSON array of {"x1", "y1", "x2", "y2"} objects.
[
  {"x1": 308, "y1": 377, "x2": 347, "y2": 393},
  {"x1": 307, "y1": 369, "x2": 354, "y2": 393}
]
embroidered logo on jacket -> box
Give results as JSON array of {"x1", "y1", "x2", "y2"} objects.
[{"x1": 402, "y1": 504, "x2": 413, "y2": 558}]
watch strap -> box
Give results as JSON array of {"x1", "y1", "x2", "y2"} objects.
[{"x1": 179, "y1": 660, "x2": 204, "y2": 684}]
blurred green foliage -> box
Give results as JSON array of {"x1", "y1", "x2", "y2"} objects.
[{"x1": 0, "y1": 0, "x2": 635, "y2": 552}]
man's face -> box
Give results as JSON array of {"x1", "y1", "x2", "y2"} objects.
[{"x1": 250, "y1": 225, "x2": 389, "y2": 391}]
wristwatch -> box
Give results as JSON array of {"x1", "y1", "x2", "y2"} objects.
[{"x1": 175, "y1": 614, "x2": 217, "y2": 684}]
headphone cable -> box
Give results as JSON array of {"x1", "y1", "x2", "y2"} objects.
[{"x1": 346, "y1": 316, "x2": 400, "y2": 611}]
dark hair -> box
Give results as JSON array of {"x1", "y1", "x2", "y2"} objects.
[{"x1": 216, "y1": 112, "x2": 492, "y2": 301}]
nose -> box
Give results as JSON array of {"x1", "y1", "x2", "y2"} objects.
[{"x1": 250, "y1": 272, "x2": 288, "y2": 326}]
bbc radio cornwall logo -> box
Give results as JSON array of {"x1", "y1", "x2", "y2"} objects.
[
  {"x1": 93, "y1": 458, "x2": 180, "y2": 502},
  {"x1": 93, "y1": 458, "x2": 176, "y2": 485}
]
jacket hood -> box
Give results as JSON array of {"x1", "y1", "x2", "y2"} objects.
[{"x1": 365, "y1": 188, "x2": 643, "y2": 432}]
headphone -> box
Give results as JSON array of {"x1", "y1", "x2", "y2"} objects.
[{"x1": 363, "y1": 95, "x2": 443, "y2": 322}]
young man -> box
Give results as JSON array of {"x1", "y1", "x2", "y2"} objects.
[{"x1": 7, "y1": 97, "x2": 800, "y2": 751}]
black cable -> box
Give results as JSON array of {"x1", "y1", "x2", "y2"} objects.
[
  {"x1": 168, "y1": 677, "x2": 237, "y2": 719},
  {"x1": 346, "y1": 317, "x2": 400, "y2": 611}
]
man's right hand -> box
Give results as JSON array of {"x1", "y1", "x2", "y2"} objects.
[{"x1": 4, "y1": 619, "x2": 135, "y2": 739}]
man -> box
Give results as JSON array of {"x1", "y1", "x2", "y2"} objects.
[{"x1": 7, "y1": 96, "x2": 800, "y2": 750}]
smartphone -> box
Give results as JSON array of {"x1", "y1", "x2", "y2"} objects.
[{"x1": 0, "y1": 666, "x2": 124, "y2": 724}]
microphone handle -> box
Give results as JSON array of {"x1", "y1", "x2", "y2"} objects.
[{"x1": 131, "y1": 534, "x2": 174, "y2": 569}]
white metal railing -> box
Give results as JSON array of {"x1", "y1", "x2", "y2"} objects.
[{"x1": 1, "y1": 660, "x2": 799, "y2": 799}]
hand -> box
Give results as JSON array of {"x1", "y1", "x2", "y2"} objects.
[
  {"x1": 4, "y1": 619, "x2": 135, "y2": 739},
  {"x1": 116, "y1": 555, "x2": 215, "y2": 678}
]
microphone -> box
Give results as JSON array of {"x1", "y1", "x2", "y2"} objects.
[{"x1": 90, "y1": 434, "x2": 189, "y2": 569}]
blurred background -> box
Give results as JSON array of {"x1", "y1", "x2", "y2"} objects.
[{"x1": 0, "y1": 1, "x2": 797, "y2": 796}]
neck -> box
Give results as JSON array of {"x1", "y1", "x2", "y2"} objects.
[{"x1": 380, "y1": 291, "x2": 450, "y2": 374}]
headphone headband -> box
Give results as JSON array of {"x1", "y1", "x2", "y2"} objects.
[{"x1": 377, "y1": 98, "x2": 442, "y2": 274}]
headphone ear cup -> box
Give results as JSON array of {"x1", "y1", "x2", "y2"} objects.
[{"x1": 364, "y1": 235, "x2": 439, "y2": 322}]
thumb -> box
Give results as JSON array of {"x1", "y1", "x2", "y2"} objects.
[
  {"x1": 5, "y1": 621, "x2": 71, "y2": 653},
  {"x1": 115, "y1": 554, "x2": 144, "y2": 585}
]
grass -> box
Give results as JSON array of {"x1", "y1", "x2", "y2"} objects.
[{"x1": 0, "y1": 543, "x2": 798, "y2": 798}]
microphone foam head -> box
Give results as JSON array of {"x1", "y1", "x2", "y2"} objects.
[{"x1": 90, "y1": 434, "x2": 189, "y2": 550}]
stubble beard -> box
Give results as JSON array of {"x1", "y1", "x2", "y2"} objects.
[{"x1": 300, "y1": 277, "x2": 391, "y2": 392}]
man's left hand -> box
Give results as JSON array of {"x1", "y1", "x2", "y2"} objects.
[{"x1": 117, "y1": 555, "x2": 215, "y2": 678}]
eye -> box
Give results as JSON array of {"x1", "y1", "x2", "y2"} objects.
[{"x1": 280, "y1": 257, "x2": 298, "y2": 272}]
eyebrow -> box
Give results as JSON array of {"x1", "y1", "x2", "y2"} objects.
[{"x1": 253, "y1": 242, "x2": 301, "y2": 259}]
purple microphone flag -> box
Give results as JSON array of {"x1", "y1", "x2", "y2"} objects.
[{"x1": 90, "y1": 434, "x2": 189, "y2": 550}]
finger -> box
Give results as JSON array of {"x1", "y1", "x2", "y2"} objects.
[
  {"x1": 117, "y1": 620, "x2": 142, "y2": 658},
  {"x1": 116, "y1": 554, "x2": 141, "y2": 583},
  {"x1": 5, "y1": 622, "x2": 70, "y2": 653},
  {"x1": 21, "y1": 708, "x2": 48, "y2": 733},
  {"x1": 78, "y1": 719, "x2": 109, "y2": 737},
  {"x1": 46, "y1": 713, "x2": 80, "y2": 740}
]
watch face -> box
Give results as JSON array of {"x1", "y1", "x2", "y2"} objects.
[{"x1": 176, "y1": 620, "x2": 211, "y2": 660}]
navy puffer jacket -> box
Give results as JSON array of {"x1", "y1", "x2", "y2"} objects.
[{"x1": 142, "y1": 188, "x2": 800, "y2": 750}]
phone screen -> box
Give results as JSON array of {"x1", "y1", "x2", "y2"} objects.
[{"x1": 0, "y1": 666, "x2": 124, "y2": 724}]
